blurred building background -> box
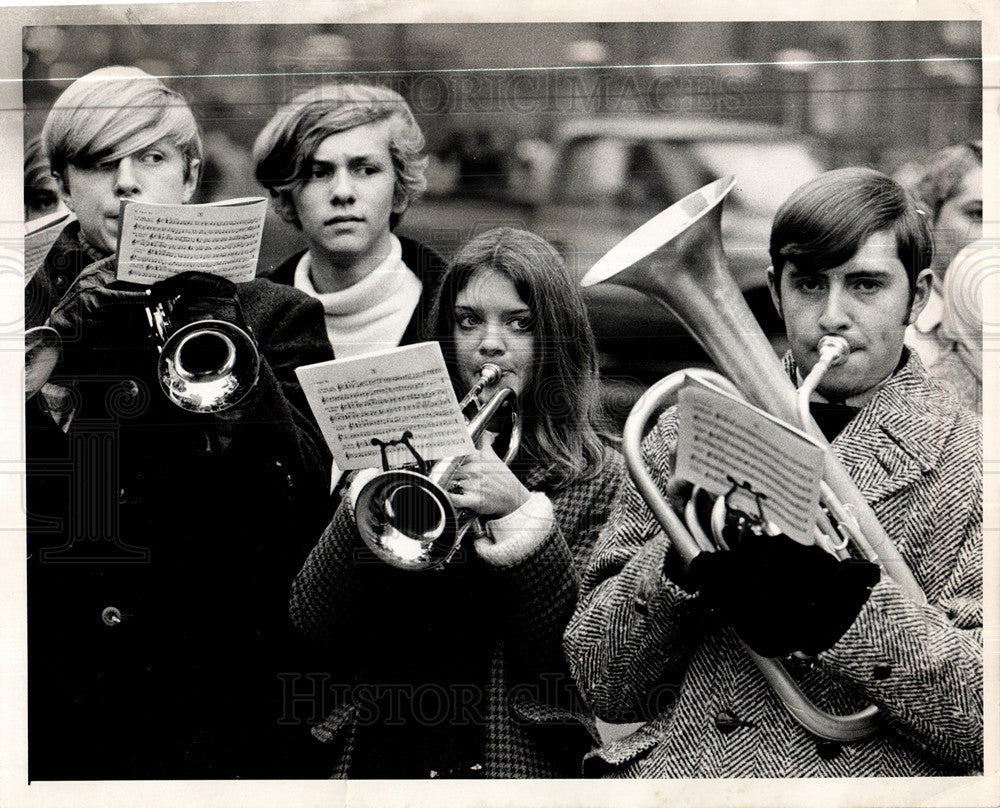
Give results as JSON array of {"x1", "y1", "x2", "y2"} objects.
[
  {"x1": 23, "y1": 21, "x2": 982, "y2": 165},
  {"x1": 21, "y1": 22, "x2": 982, "y2": 256},
  {"x1": 21, "y1": 21, "x2": 983, "y2": 414},
  {"x1": 21, "y1": 21, "x2": 983, "y2": 266}
]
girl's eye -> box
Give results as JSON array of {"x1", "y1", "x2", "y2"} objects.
[
  {"x1": 356, "y1": 164, "x2": 381, "y2": 176},
  {"x1": 139, "y1": 151, "x2": 164, "y2": 165},
  {"x1": 965, "y1": 205, "x2": 983, "y2": 223},
  {"x1": 308, "y1": 165, "x2": 330, "y2": 179},
  {"x1": 456, "y1": 313, "x2": 481, "y2": 329},
  {"x1": 508, "y1": 316, "x2": 534, "y2": 332}
]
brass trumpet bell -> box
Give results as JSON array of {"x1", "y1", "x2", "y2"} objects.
[
  {"x1": 354, "y1": 469, "x2": 461, "y2": 570},
  {"x1": 354, "y1": 366, "x2": 521, "y2": 572},
  {"x1": 25, "y1": 325, "x2": 62, "y2": 400},
  {"x1": 157, "y1": 318, "x2": 260, "y2": 413}
]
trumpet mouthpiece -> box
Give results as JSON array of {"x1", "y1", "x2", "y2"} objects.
[
  {"x1": 479, "y1": 363, "x2": 503, "y2": 385},
  {"x1": 817, "y1": 335, "x2": 850, "y2": 367}
]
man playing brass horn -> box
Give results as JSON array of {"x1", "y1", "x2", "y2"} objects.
[{"x1": 565, "y1": 168, "x2": 982, "y2": 776}]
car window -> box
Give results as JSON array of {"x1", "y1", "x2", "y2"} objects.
[
  {"x1": 558, "y1": 137, "x2": 707, "y2": 208},
  {"x1": 558, "y1": 137, "x2": 629, "y2": 202},
  {"x1": 691, "y1": 141, "x2": 824, "y2": 212}
]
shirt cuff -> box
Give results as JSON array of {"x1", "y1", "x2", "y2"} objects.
[{"x1": 476, "y1": 492, "x2": 555, "y2": 567}]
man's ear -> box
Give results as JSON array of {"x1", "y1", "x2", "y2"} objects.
[
  {"x1": 766, "y1": 266, "x2": 783, "y2": 320},
  {"x1": 907, "y1": 268, "x2": 934, "y2": 325},
  {"x1": 54, "y1": 172, "x2": 75, "y2": 213},
  {"x1": 391, "y1": 188, "x2": 409, "y2": 216},
  {"x1": 181, "y1": 158, "x2": 200, "y2": 204}
]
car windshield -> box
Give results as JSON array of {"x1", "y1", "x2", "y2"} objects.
[
  {"x1": 690, "y1": 141, "x2": 824, "y2": 212},
  {"x1": 556, "y1": 135, "x2": 823, "y2": 212}
]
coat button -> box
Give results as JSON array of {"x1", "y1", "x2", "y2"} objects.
[
  {"x1": 101, "y1": 606, "x2": 123, "y2": 627},
  {"x1": 714, "y1": 708, "x2": 744, "y2": 733},
  {"x1": 872, "y1": 663, "x2": 892, "y2": 680},
  {"x1": 817, "y1": 740, "x2": 841, "y2": 760}
]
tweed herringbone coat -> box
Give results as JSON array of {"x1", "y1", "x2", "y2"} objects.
[
  {"x1": 564, "y1": 353, "x2": 982, "y2": 777},
  {"x1": 290, "y1": 450, "x2": 625, "y2": 778}
]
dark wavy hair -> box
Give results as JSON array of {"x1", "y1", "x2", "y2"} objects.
[
  {"x1": 769, "y1": 167, "x2": 933, "y2": 303},
  {"x1": 425, "y1": 228, "x2": 613, "y2": 487}
]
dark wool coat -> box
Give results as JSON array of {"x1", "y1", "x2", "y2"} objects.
[
  {"x1": 260, "y1": 235, "x2": 448, "y2": 348},
  {"x1": 565, "y1": 353, "x2": 982, "y2": 777},
  {"x1": 27, "y1": 235, "x2": 336, "y2": 780},
  {"x1": 289, "y1": 451, "x2": 625, "y2": 778}
]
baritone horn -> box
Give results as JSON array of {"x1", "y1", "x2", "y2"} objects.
[
  {"x1": 354, "y1": 363, "x2": 522, "y2": 571},
  {"x1": 147, "y1": 290, "x2": 260, "y2": 413},
  {"x1": 581, "y1": 175, "x2": 926, "y2": 742}
]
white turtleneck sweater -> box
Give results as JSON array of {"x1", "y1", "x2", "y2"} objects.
[{"x1": 293, "y1": 235, "x2": 422, "y2": 358}]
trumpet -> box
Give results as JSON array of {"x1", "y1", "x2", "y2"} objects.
[
  {"x1": 354, "y1": 363, "x2": 522, "y2": 571},
  {"x1": 147, "y1": 293, "x2": 260, "y2": 413},
  {"x1": 25, "y1": 325, "x2": 62, "y2": 401},
  {"x1": 581, "y1": 175, "x2": 926, "y2": 742}
]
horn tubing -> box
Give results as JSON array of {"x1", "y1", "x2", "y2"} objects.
[
  {"x1": 623, "y1": 368, "x2": 884, "y2": 741},
  {"x1": 595, "y1": 181, "x2": 924, "y2": 605},
  {"x1": 601, "y1": 176, "x2": 937, "y2": 742}
]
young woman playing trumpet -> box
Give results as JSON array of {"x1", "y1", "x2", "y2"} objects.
[{"x1": 289, "y1": 227, "x2": 623, "y2": 778}]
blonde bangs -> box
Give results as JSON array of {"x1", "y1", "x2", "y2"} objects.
[{"x1": 43, "y1": 66, "x2": 201, "y2": 176}]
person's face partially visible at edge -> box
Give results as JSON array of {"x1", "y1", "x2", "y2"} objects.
[
  {"x1": 932, "y1": 165, "x2": 983, "y2": 279},
  {"x1": 769, "y1": 228, "x2": 932, "y2": 400},
  {"x1": 60, "y1": 139, "x2": 198, "y2": 255},
  {"x1": 25, "y1": 176, "x2": 66, "y2": 222},
  {"x1": 291, "y1": 119, "x2": 402, "y2": 281},
  {"x1": 452, "y1": 268, "x2": 536, "y2": 404}
]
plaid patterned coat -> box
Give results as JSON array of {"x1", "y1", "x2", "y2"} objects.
[
  {"x1": 564, "y1": 353, "x2": 982, "y2": 777},
  {"x1": 289, "y1": 449, "x2": 625, "y2": 778}
]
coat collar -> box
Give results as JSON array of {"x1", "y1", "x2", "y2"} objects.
[{"x1": 784, "y1": 350, "x2": 957, "y2": 504}]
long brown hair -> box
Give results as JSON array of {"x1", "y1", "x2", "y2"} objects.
[{"x1": 426, "y1": 228, "x2": 613, "y2": 487}]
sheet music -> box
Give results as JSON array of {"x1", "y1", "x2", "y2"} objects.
[
  {"x1": 674, "y1": 375, "x2": 825, "y2": 543},
  {"x1": 295, "y1": 342, "x2": 475, "y2": 471},
  {"x1": 115, "y1": 197, "x2": 267, "y2": 284},
  {"x1": 23, "y1": 210, "x2": 75, "y2": 284}
]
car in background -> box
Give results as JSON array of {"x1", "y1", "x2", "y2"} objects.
[{"x1": 399, "y1": 116, "x2": 829, "y2": 419}]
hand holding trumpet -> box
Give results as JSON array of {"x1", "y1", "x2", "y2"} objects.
[
  {"x1": 46, "y1": 257, "x2": 147, "y2": 344},
  {"x1": 447, "y1": 439, "x2": 530, "y2": 521},
  {"x1": 47, "y1": 262, "x2": 241, "y2": 348},
  {"x1": 46, "y1": 265, "x2": 258, "y2": 415}
]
